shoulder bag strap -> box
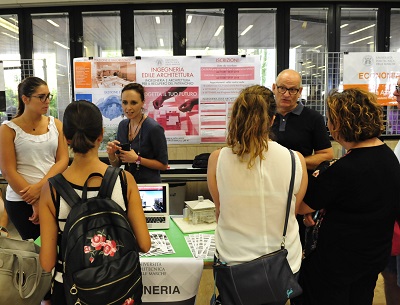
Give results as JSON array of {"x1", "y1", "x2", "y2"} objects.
[
  {"x1": 98, "y1": 166, "x2": 122, "y2": 199},
  {"x1": 48, "y1": 174, "x2": 81, "y2": 209},
  {"x1": 281, "y1": 149, "x2": 296, "y2": 249}
]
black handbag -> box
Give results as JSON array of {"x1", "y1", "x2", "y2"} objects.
[
  {"x1": 303, "y1": 209, "x2": 325, "y2": 259},
  {"x1": 212, "y1": 149, "x2": 302, "y2": 305},
  {"x1": 303, "y1": 159, "x2": 337, "y2": 259},
  {"x1": 192, "y1": 153, "x2": 210, "y2": 168}
]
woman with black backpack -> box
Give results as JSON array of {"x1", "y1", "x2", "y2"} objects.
[{"x1": 39, "y1": 100, "x2": 151, "y2": 305}]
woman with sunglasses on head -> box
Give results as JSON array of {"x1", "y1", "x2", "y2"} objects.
[{"x1": 0, "y1": 76, "x2": 69, "y2": 241}]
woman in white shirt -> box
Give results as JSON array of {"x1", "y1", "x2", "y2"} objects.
[
  {"x1": 0, "y1": 76, "x2": 69, "y2": 240},
  {"x1": 207, "y1": 85, "x2": 308, "y2": 305}
]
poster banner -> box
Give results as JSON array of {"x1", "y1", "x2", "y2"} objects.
[
  {"x1": 140, "y1": 257, "x2": 203, "y2": 305},
  {"x1": 74, "y1": 57, "x2": 137, "y2": 150},
  {"x1": 199, "y1": 55, "x2": 260, "y2": 143},
  {"x1": 137, "y1": 56, "x2": 201, "y2": 144},
  {"x1": 343, "y1": 52, "x2": 400, "y2": 106},
  {"x1": 73, "y1": 55, "x2": 260, "y2": 146}
]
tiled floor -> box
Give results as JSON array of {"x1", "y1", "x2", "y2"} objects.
[{"x1": 196, "y1": 269, "x2": 387, "y2": 305}]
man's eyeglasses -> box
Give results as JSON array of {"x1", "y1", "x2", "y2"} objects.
[
  {"x1": 276, "y1": 86, "x2": 300, "y2": 95},
  {"x1": 396, "y1": 85, "x2": 400, "y2": 93},
  {"x1": 31, "y1": 93, "x2": 54, "y2": 103}
]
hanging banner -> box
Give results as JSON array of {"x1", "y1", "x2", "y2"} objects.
[
  {"x1": 199, "y1": 55, "x2": 260, "y2": 143},
  {"x1": 140, "y1": 257, "x2": 203, "y2": 305},
  {"x1": 73, "y1": 55, "x2": 260, "y2": 147},
  {"x1": 137, "y1": 56, "x2": 201, "y2": 144},
  {"x1": 74, "y1": 57, "x2": 137, "y2": 150},
  {"x1": 343, "y1": 52, "x2": 400, "y2": 106},
  {"x1": 0, "y1": 61, "x2": 5, "y2": 112}
]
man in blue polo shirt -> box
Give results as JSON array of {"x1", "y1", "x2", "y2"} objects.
[
  {"x1": 272, "y1": 69, "x2": 333, "y2": 249},
  {"x1": 272, "y1": 69, "x2": 333, "y2": 305},
  {"x1": 272, "y1": 69, "x2": 333, "y2": 172}
]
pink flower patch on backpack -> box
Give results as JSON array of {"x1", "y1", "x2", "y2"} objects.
[
  {"x1": 123, "y1": 298, "x2": 134, "y2": 305},
  {"x1": 84, "y1": 231, "x2": 121, "y2": 263}
]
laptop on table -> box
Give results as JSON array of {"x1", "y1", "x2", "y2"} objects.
[{"x1": 137, "y1": 183, "x2": 170, "y2": 229}]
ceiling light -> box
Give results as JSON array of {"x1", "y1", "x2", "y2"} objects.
[
  {"x1": 349, "y1": 24, "x2": 375, "y2": 35},
  {"x1": 367, "y1": 41, "x2": 374, "y2": 45},
  {"x1": 2, "y1": 32, "x2": 18, "y2": 40},
  {"x1": 9, "y1": 17, "x2": 18, "y2": 23},
  {"x1": 313, "y1": 45, "x2": 322, "y2": 49},
  {"x1": 348, "y1": 36, "x2": 373, "y2": 45},
  {"x1": 57, "y1": 74, "x2": 65, "y2": 77},
  {"x1": 159, "y1": 38, "x2": 164, "y2": 47},
  {"x1": 214, "y1": 25, "x2": 224, "y2": 37},
  {"x1": 302, "y1": 21, "x2": 307, "y2": 29},
  {"x1": 293, "y1": 45, "x2": 302, "y2": 49},
  {"x1": 340, "y1": 23, "x2": 348, "y2": 29},
  {"x1": 155, "y1": 16, "x2": 160, "y2": 24},
  {"x1": 137, "y1": 47, "x2": 143, "y2": 52},
  {"x1": 318, "y1": 66, "x2": 325, "y2": 69},
  {"x1": 47, "y1": 19, "x2": 59, "y2": 27},
  {"x1": 0, "y1": 17, "x2": 19, "y2": 34},
  {"x1": 54, "y1": 41, "x2": 70, "y2": 49},
  {"x1": 187, "y1": 15, "x2": 192, "y2": 24},
  {"x1": 240, "y1": 25, "x2": 253, "y2": 36},
  {"x1": 56, "y1": 63, "x2": 67, "y2": 67},
  {"x1": 84, "y1": 45, "x2": 88, "y2": 49},
  {"x1": 307, "y1": 65, "x2": 316, "y2": 68}
]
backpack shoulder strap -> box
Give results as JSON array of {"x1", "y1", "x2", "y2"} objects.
[
  {"x1": 48, "y1": 174, "x2": 81, "y2": 208},
  {"x1": 98, "y1": 166, "x2": 122, "y2": 199}
]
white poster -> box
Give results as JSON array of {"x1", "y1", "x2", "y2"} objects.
[
  {"x1": 73, "y1": 55, "x2": 261, "y2": 146},
  {"x1": 136, "y1": 56, "x2": 201, "y2": 144},
  {"x1": 74, "y1": 57, "x2": 137, "y2": 150},
  {"x1": 140, "y1": 257, "x2": 203, "y2": 305},
  {"x1": 199, "y1": 55, "x2": 261, "y2": 142},
  {"x1": 343, "y1": 52, "x2": 400, "y2": 106}
]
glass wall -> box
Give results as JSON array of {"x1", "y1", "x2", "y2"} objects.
[
  {"x1": 134, "y1": 10, "x2": 173, "y2": 56},
  {"x1": 83, "y1": 11, "x2": 121, "y2": 58},
  {"x1": 32, "y1": 12, "x2": 71, "y2": 119},
  {"x1": 186, "y1": 9, "x2": 224, "y2": 56},
  {"x1": 238, "y1": 8, "x2": 276, "y2": 87},
  {"x1": 340, "y1": 8, "x2": 377, "y2": 53},
  {"x1": 289, "y1": 8, "x2": 328, "y2": 71},
  {"x1": 390, "y1": 8, "x2": 400, "y2": 52},
  {"x1": 0, "y1": 14, "x2": 20, "y2": 122},
  {"x1": 289, "y1": 8, "x2": 328, "y2": 110}
]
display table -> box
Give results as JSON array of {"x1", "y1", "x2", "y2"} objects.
[{"x1": 142, "y1": 217, "x2": 215, "y2": 304}]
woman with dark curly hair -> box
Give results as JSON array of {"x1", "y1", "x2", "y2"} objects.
[{"x1": 298, "y1": 88, "x2": 400, "y2": 305}]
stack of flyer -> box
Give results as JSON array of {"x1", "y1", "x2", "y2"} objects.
[
  {"x1": 140, "y1": 231, "x2": 175, "y2": 257},
  {"x1": 185, "y1": 233, "x2": 215, "y2": 259}
]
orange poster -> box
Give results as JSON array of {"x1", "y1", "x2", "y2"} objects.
[
  {"x1": 74, "y1": 61, "x2": 92, "y2": 88},
  {"x1": 343, "y1": 53, "x2": 400, "y2": 106}
]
